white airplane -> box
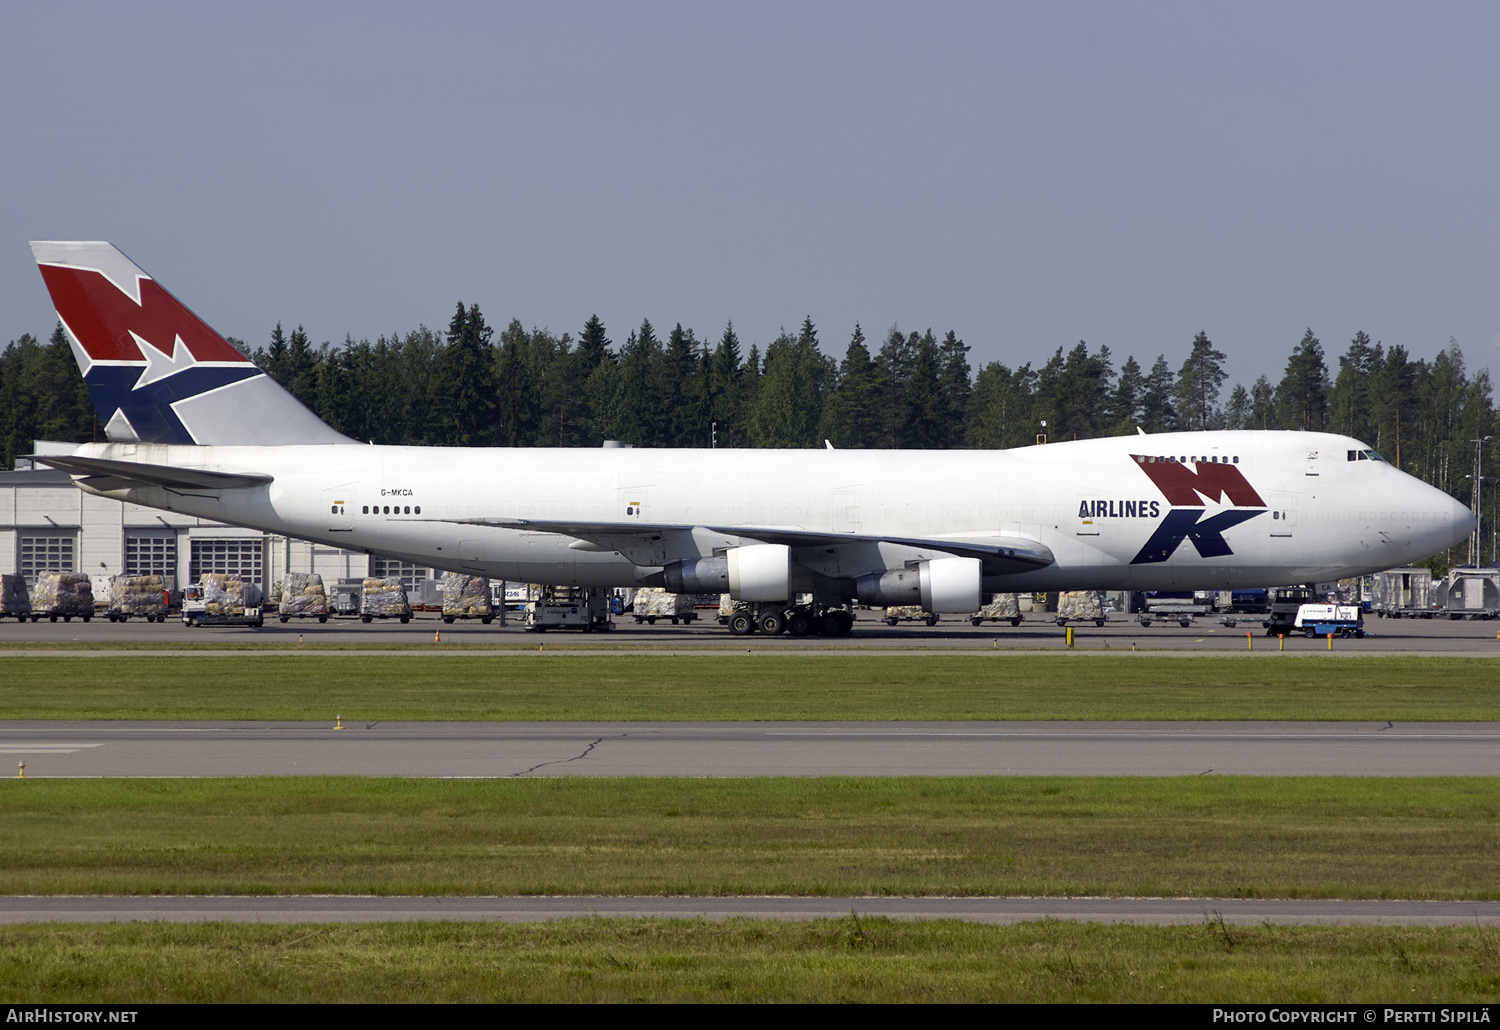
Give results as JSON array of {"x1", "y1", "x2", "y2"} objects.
[{"x1": 29, "y1": 241, "x2": 1475, "y2": 635}]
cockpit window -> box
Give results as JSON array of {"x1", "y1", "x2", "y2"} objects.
[{"x1": 1348, "y1": 449, "x2": 1388, "y2": 463}]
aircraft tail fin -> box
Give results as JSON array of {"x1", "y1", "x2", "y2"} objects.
[{"x1": 30, "y1": 241, "x2": 351, "y2": 446}]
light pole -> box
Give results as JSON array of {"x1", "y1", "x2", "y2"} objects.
[{"x1": 1472, "y1": 436, "x2": 1493, "y2": 566}]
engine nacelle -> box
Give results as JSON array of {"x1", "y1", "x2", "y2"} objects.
[
  {"x1": 663, "y1": 556, "x2": 730, "y2": 594},
  {"x1": 919, "y1": 556, "x2": 982, "y2": 613},
  {"x1": 855, "y1": 557, "x2": 981, "y2": 613},
  {"x1": 726, "y1": 543, "x2": 791, "y2": 602}
]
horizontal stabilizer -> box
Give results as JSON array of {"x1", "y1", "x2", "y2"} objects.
[
  {"x1": 433, "y1": 516, "x2": 1055, "y2": 574},
  {"x1": 33, "y1": 454, "x2": 273, "y2": 491}
]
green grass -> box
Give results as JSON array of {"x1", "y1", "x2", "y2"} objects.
[
  {"x1": 2, "y1": 920, "x2": 1497, "y2": 1002},
  {"x1": 3, "y1": 777, "x2": 1496, "y2": 899},
  {"x1": 2, "y1": 654, "x2": 1500, "y2": 720}
]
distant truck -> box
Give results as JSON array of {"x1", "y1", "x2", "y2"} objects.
[
  {"x1": 183, "y1": 574, "x2": 264, "y2": 628},
  {"x1": 1294, "y1": 603, "x2": 1365, "y2": 639},
  {"x1": 1262, "y1": 586, "x2": 1315, "y2": 636}
]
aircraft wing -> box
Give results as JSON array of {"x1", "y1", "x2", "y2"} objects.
[
  {"x1": 32, "y1": 455, "x2": 274, "y2": 492},
  {"x1": 435, "y1": 516, "x2": 1055, "y2": 574}
]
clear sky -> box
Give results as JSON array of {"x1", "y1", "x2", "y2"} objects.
[{"x1": 4, "y1": 1, "x2": 1498, "y2": 391}]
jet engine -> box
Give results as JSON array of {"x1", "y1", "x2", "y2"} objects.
[
  {"x1": 663, "y1": 543, "x2": 791, "y2": 602},
  {"x1": 855, "y1": 556, "x2": 981, "y2": 613}
]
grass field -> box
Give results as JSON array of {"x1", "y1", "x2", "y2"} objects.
[
  {"x1": 2, "y1": 777, "x2": 1496, "y2": 898},
  {"x1": 3, "y1": 920, "x2": 1497, "y2": 1002},
  {"x1": 2, "y1": 653, "x2": 1499, "y2": 721}
]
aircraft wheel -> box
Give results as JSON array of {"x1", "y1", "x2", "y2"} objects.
[
  {"x1": 728, "y1": 612, "x2": 754, "y2": 636},
  {"x1": 757, "y1": 610, "x2": 787, "y2": 635},
  {"x1": 824, "y1": 610, "x2": 854, "y2": 636},
  {"x1": 787, "y1": 610, "x2": 815, "y2": 637}
]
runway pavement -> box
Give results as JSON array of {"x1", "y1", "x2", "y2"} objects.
[
  {"x1": 4, "y1": 607, "x2": 1500, "y2": 652},
  {"x1": 3, "y1": 895, "x2": 1497, "y2": 926},
  {"x1": 4, "y1": 719, "x2": 1497, "y2": 777}
]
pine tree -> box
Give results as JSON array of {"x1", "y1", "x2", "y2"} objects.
[
  {"x1": 1275, "y1": 329, "x2": 1330, "y2": 432},
  {"x1": 1138, "y1": 355, "x2": 1176, "y2": 433},
  {"x1": 436, "y1": 301, "x2": 498, "y2": 446},
  {"x1": 1173, "y1": 331, "x2": 1228, "y2": 431}
]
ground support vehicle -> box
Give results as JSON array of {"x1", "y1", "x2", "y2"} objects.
[
  {"x1": 360, "y1": 577, "x2": 411, "y2": 623},
  {"x1": 106, "y1": 574, "x2": 171, "y2": 623},
  {"x1": 0, "y1": 574, "x2": 31, "y2": 621},
  {"x1": 28, "y1": 572, "x2": 94, "y2": 623},
  {"x1": 277, "y1": 572, "x2": 329, "y2": 624},
  {"x1": 632, "y1": 587, "x2": 706, "y2": 625},
  {"x1": 884, "y1": 605, "x2": 938, "y2": 627},
  {"x1": 525, "y1": 586, "x2": 612, "y2": 632},
  {"x1": 1294, "y1": 603, "x2": 1366, "y2": 638},
  {"x1": 1055, "y1": 590, "x2": 1107, "y2": 628},
  {"x1": 1262, "y1": 587, "x2": 1315, "y2": 636},
  {"x1": 330, "y1": 580, "x2": 363, "y2": 618},
  {"x1": 970, "y1": 593, "x2": 1022, "y2": 627},
  {"x1": 1370, "y1": 568, "x2": 1438, "y2": 619},
  {"x1": 440, "y1": 572, "x2": 493, "y2": 624},
  {"x1": 182, "y1": 575, "x2": 263, "y2": 628}
]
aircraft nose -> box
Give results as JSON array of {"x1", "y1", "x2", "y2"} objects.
[{"x1": 1444, "y1": 491, "x2": 1477, "y2": 548}]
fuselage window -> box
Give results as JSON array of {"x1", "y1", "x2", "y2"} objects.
[
  {"x1": 383, "y1": 506, "x2": 390, "y2": 514},
  {"x1": 415, "y1": 506, "x2": 421, "y2": 515},
  {"x1": 362, "y1": 506, "x2": 369, "y2": 514}
]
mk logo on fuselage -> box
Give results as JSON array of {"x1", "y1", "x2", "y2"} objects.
[{"x1": 1124, "y1": 454, "x2": 1267, "y2": 565}]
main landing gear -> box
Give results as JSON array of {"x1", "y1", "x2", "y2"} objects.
[{"x1": 726, "y1": 603, "x2": 854, "y2": 638}]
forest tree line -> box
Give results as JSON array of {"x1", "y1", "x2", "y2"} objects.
[{"x1": 3, "y1": 306, "x2": 1496, "y2": 516}]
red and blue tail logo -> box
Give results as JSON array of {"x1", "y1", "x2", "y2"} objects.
[{"x1": 31, "y1": 242, "x2": 348, "y2": 446}]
